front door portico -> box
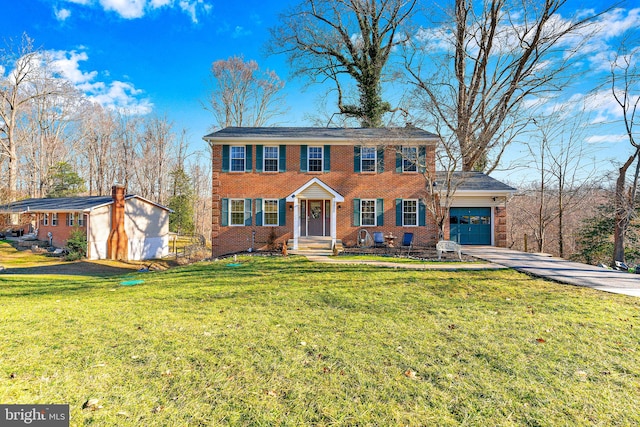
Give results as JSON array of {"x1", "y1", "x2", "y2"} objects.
[{"x1": 286, "y1": 178, "x2": 344, "y2": 250}]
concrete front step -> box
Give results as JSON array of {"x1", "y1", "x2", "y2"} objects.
[{"x1": 287, "y1": 237, "x2": 343, "y2": 254}]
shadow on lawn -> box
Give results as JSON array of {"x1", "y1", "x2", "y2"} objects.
[{"x1": 0, "y1": 261, "x2": 139, "y2": 277}]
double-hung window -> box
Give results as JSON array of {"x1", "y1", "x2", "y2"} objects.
[
  {"x1": 230, "y1": 146, "x2": 246, "y2": 172},
  {"x1": 402, "y1": 146, "x2": 418, "y2": 172},
  {"x1": 230, "y1": 199, "x2": 246, "y2": 226},
  {"x1": 263, "y1": 146, "x2": 279, "y2": 172},
  {"x1": 308, "y1": 146, "x2": 323, "y2": 172},
  {"x1": 263, "y1": 199, "x2": 279, "y2": 226},
  {"x1": 66, "y1": 213, "x2": 75, "y2": 227},
  {"x1": 42, "y1": 213, "x2": 49, "y2": 226},
  {"x1": 403, "y1": 200, "x2": 418, "y2": 226},
  {"x1": 78, "y1": 214, "x2": 85, "y2": 227},
  {"x1": 361, "y1": 200, "x2": 377, "y2": 226},
  {"x1": 361, "y1": 147, "x2": 376, "y2": 172},
  {"x1": 51, "y1": 213, "x2": 59, "y2": 226}
]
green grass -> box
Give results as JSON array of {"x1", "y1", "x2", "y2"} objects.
[
  {"x1": 0, "y1": 240, "x2": 62, "y2": 267},
  {"x1": 333, "y1": 254, "x2": 482, "y2": 264},
  {"x1": 1, "y1": 255, "x2": 639, "y2": 426}
]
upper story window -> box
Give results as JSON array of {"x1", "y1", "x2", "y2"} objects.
[
  {"x1": 402, "y1": 146, "x2": 418, "y2": 172},
  {"x1": 403, "y1": 200, "x2": 418, "y2": 226},
  {"x1": 263, "y1": 146, "x2": 279, "y2": 172},
  {"x1": 361, "y1": 147, "x2": 376, "y2": 172},
  {"x1": 308, "y1": 146, "x2": 323, "y2": 172},
  {"x1": 230, "y1": 146, "x2": 246, "y2": 172}
]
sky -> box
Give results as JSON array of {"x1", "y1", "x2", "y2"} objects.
[{"x1": 2, "y1": 0, "x2": 640, "y2": 184}]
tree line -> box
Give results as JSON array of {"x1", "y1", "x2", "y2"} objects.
[{"x1": 0, "y1": 34, "x2": 210, "y2": 237}]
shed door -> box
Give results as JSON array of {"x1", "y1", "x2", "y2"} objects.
[{"x1": 450, "y1": 208, "x2": 491, "y2": 245}]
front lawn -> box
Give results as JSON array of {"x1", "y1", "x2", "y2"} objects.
[{"x1": 0, "y1": 256, "x2": 638, "y2": 426}]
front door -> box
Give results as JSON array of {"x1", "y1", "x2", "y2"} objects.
[{"x1": 308, "y1": 200, "x2": 324, "y2": 236}]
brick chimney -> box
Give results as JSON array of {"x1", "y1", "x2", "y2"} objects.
[{"x1": 107, "y1": 184, "x2": 128, "y2": 260}]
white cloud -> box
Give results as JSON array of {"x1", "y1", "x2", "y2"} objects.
[
  {"x1": 88, "y1": 80, "x2": 153, "y2": 114},
  {"x1": 99, "y1": 0, "x2": 146, "y2": 19},
  {"x1": 50, "y1": 50, "x2": 97, "y2": 84},
  {"x1": 55, "y1": 8, "x2": 72, "y2": 21},
  {"x1": 59, "y1": 0, "x2": 212, "y2": 22},
  {"x1": 585, "y1": 134, "x2": 629, "y2": 144},
  {"x1": 48, "y1": 49, "x2": 153, "y2": 115}
]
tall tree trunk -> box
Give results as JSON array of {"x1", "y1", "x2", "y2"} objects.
[{"x1": 613, "y1": 149, "x2": 640, "y2": 264}]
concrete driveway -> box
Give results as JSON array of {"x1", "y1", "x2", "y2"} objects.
[{"x1": 462, "y1": 246, "x2": 640, "y2": 297}]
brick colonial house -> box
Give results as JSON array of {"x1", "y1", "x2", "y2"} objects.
[{"x1": 204, "y1": 127, "x2": 515, "y2": 256}]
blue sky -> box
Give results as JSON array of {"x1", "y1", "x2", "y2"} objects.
[{"x1": 3, "y1": 0, "x2": 640, "y2": 182}]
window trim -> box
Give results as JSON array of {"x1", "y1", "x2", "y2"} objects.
[
  {"x1": 307, "y1": 146, "x2": 323, "y2": 172},
  {"x1": 263, "y1": 146, "x2": 279, "y2": 173},
  {"x1": 262, "y1": 199, "x2": 280, "y2": 226},
  {"x1": 229, "y1": 198, "x2": 246, "y2": 226},
  {"x1": 402, "y1": 199, "x2": 418, "y2": 227},
  {"x1": 230, "y1": 145, "x2": 246, "y2": 172},
  {"x1": 402, "y1": 146, "x2": 418, "y2": 173},
  {"x1": 360, "y1": 199, "x2": 377, "y2": 227},
  {"x1": 360, "y1": 146, "x2": 377, "y2": 173}
]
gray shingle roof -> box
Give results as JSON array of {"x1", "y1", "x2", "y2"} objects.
[
  {"x1": 436, "y1": 171, "x2": 516, "y2": 192},
  {"x1": 0, "y1": 195, "x2": 172, "y2": 213},
  {"x1": 0, "y1": 196, "x2": 114, "y2": 213},
  {"x1": 204, "y1": 126, "x2": 439, "y2": 141}
]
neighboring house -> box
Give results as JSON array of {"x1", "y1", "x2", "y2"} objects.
[
  {"x1": 203, "y1": 127, "x2": 516, "y2": 256},
  {"x1": 0, "y1": 185, "x2": 171, "y2": 261}
]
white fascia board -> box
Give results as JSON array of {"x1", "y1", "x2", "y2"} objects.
[
  {"x1": 204, "y1": 136, "x2": 439, "y2": 146},
  {"x1": 286, "y1": 177, "x2": 345, "y2": 202}
]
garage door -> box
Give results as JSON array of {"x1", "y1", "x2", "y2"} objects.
[{"x1": 450, "y1": 208, "x2": 491, "y2": 245}]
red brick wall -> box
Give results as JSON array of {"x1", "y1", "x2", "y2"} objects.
[
  {"x1": 211, "y1": 144, "x2": 444, "y2": 256},
  {"x1": 37, "y1": 213, "x2": 87, "y2": 248}
]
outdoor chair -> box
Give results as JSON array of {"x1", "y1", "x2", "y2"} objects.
[
  {"x1": 373, "y1": 232, "x2": 386, "y2": 248},
  {"x1": 400, "y1": 232, "x2": 414, "y2": 255}
]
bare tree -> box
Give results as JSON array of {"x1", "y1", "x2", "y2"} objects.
[
  {"x1": 406, "y1": 0, "x2": 602, "y2": 172},
  {"x1": 0, "y1": 34, "x2": 65, "y2": 200},
  {"x1": 269, "y1": 0, "x2": 416, "y2": 127},
  {"x1": 609, "y1": 43, "x2": 640, "y2": 265},
  {"x1": 205, "y1": 56, "x2": 286, "y2": 129},
  {"x1": 79, "y1": 103, "x2": 119, "y2": 196},
  {"x1": 19, "y1": 67, "x2": 83, "y2": 198},
  {"x1": 135, "y1": 115, "x2": 174, "y2": 204}
]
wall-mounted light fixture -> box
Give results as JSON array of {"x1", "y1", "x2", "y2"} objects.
[{"x1": 289, "y1": 205, "x2": 293, "y2": 211}]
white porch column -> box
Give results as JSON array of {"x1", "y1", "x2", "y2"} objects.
[
  {"x1": 293, "y1": 198, "x2": 300, "y2": 250},
  {"x1": 330, "y1": 199, "x2": 337, "y2": 248}
]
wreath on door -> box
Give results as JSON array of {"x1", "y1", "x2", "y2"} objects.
[{"x1": 311, "y1": 206, "x2": 321, "y2": 219}]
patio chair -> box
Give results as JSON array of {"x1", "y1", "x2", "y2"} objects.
[
  {"x1": 373, "y1": 232, "x2": 386, "y2": 248},
  {"x1": 400, "y1": 232, "x2": 414, "y2": 255}
]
